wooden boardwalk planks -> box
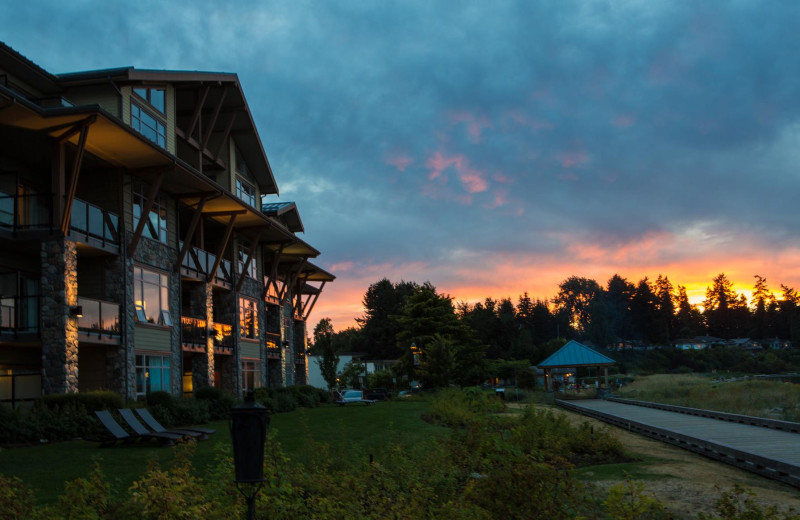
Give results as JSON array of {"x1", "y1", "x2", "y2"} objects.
[{"x1": 558, "y1": 398, "x2": 800, "y2": 487}]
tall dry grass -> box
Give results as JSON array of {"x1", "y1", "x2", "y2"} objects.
[{"x1": 616, "y1": 374, "x2": 800, "y2": 421}]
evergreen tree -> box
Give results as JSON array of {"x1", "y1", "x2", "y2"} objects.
[{"x1": 312, "y1": 318, "x2": 338, "y2": 390}]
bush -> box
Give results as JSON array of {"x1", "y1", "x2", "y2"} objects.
[{"x1": 194, "y1": 386, "x2": 235, "y2": 421}]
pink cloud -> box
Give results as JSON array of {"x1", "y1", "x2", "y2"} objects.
[
  {"x1": 557, "y1": 151, "x2": 589, "y2": 168},
  {"x1": 448, "y1": 110, "x2": 491, "y2": 143},
  {"x1": 612, "y1": 115, "x2": 636, "y2": 127},
  {"x1": 425, "y1": 151, "x2": 488, "y2": 195},
  {"x1": 385, "y1": 154, "x2": 413, "y2": 171}
]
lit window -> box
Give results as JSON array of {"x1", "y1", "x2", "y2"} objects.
[
  {"x1": 131, "y1": 102, "x2": 166, "y2": 147},
  {"x1": 238, "y1": 240, "x2": 257, "y2": 279},
  {"x1": 135, "y1": 354, "x2": 171, "y2": 396},
  {"x1": 134, "y1": 266, "x2": 170, "y2": 325},
  {"x1": 133, "y1": 181, "x2": 167, "y2": 243},
  {"x1": 241, "y1": 360, "x2": 262, "y2": 393},
  {"x1": 239, "y1": 297, "x2": 258, "y2": 339},
  {"x1": 236, "y1": 178, "x2": 256, "y2": 207}
]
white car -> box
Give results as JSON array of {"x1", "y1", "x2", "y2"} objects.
[{"x1": 335, "y1": 390, "x2": 376, "y2": 406}]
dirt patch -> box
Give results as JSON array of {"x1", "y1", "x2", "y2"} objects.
[{"x1": 546, "y1": 404, "x2": 800, "y2": 518}]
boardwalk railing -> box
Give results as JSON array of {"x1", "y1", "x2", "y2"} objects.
[
  {"x1": 556, "y1": 398, "x2": 800, "y2": 489},
  {"x1": 606, "y1": 397, "x2": 800, "y2": 434}
]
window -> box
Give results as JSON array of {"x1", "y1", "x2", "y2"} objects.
[
  {"x1": 236, "y1": 178, "x2": 256, "y2": 207},
  {"x1": 135, "y1": 354, "x2": 171, "y2": 396},
  {"x1": 133, "y1": 87, "x2": 166, "y2": 114},
  {"x1": 134, "y1": 266, "x2": 170, "y2": 325},
  {"x1": 239, "y1": 297, "x2": 258, "y2": 339},
  {"x1": 241, "y1": 360, "x2": 262, "y2": 393},
  {"x1": 131, "y1": 100, "x2": 166, "y2": 147},
  {"x1": 238, "y1": 240, "x2": 257, "y2": 279},
  {"x1": 133, "y1": 181, "x2": 167, "y2": 243},
  {"x1": 235, "y1": 146, "x2": 249, "y2": 175}
]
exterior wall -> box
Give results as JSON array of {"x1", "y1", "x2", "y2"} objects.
[
  {"x1": 63, "y1": 85, "x2": 120, "y2": 117},
  {"x1": 40, "y1": 238, "x2": 79, "y2": 394}
]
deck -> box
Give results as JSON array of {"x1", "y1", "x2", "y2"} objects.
[{"x1": 557, "y1": 397, "x2": 800, "y2": 488}]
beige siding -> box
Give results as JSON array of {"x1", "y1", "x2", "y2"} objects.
[
  {"x1": 240, "y1": 342, "x2": 261, "y2": 360},
  {"x1": 122, "y1": 86, "x2": 131, "y2": 125},
  {"x1": 64, "y1": 85, "x2": 120, "y2": 117},
  {"x1": 134, "y1": 325, "x2": 171, "y2": 352},
  {"x1": 166, "y1": 84, "x2": 176, "y2": 155}
]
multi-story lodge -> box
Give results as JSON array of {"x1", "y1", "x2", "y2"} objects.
[{"x1": 0, "y1": 42, "x2": 333, "y2": 405}]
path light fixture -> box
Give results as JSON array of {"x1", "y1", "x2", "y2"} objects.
[{"x1": 230, "y1": 392, "x2": 270, "y2": 520}]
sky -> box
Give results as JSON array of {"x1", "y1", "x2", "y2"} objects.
[{"x1": 3, "y1": 1, "x2": 800, "y2": 331}]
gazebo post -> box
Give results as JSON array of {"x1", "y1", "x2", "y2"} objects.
[{"x1": 604, "y1": 366, "x2": 609, "y2": 388}]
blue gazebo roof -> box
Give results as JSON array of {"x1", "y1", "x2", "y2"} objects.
[{"x1": 537, "y1": 340, "x2": 615, "y2": 368}]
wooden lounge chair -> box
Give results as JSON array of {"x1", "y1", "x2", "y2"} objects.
[
  {"x1": 120, "y1": 408, "x2": 207, "y2": 440},
  {"x1": 135, "y1": 408, "x2": 216, "y2": 437},
  {"x1": 116, "y1": 409, "x2": 185, "y2": 445},
  {"x1": 93, "y1": 410, "x2": 136, "y2": 447}
]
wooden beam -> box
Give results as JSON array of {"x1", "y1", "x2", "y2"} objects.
[
  {"x1": 202, "y1": 88, "x2": 227, "y2": 149},
  {"x1": 209, "y1": 213, "x2": 237, "y2": 283},
  {"x1": 262, "y1": 244, "x2": 285, "y2": 299},
  {"x1": 236, "y1": 230, "x2": 262, "y2": 292},
  {"x1": 303, "y1": 281, "x2": 326, "y2": 319},
  {"x1": 186, "y1": 85, "x2": 210, "y2": 140},
  {"x1": 60, "y1": 122, "x2": 92, "y2": 235},
  {"x1": 213, "y1": 113, "x2": 236, "y2": 161},
  {"x1": 127, "y1": 172, "x2": 165, "y2": 258},
  {"x1": 175, "y1": 195, "x2": 208, "y2": 271},
  {"x1": 202, "y1": 209, "x2": 247, "y2": 218},
  {"x1": 285, "y1": 258, "x2": 308, "y2": 300},
  {"x1": 39, "y1": 115, "x2": 96, "y2": 138}
]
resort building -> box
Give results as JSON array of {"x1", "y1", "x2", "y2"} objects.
[{"x1": 0, "y1": 42, "x2": 333, "y2": 406}]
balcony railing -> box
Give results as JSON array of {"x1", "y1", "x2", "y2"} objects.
[
  {"x1": 0, "y1": 192, "x2": 54, "y2": 233},
  {"x1": 179, "y1": 242, "x2": 234, "y2": 286},
  {"x1": 211, "y1": 322, "x2": 233, "y2": 353},
  {"x1": 70, "y1": 198, "x2": 119, "y2": 248},
  {"x1": 77, "y1": 297, "x2": 120, "y2": 338},
  {"x1": 181, "y1": 316, "x2": 207, "y2": 350},
  {"x1": 266, "y1": 331, "x2": 281, "y2": 357},
  {"x1": 0, "y1": 295, "x2": 39, "y2": 336}
]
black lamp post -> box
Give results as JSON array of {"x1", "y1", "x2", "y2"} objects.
[{"x1": 230, "y1": 392, "x2": 270, "y2": 520}]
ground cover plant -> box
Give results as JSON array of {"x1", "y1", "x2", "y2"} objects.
[
  {"x1": 615, "y1": 374, "x2": 800, "y2": 421},
  {"x1": 2, "y1": 390, "x2": 797, "y2": 519}
]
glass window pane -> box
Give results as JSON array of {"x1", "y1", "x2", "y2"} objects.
[{"x1": 151, "y1": 89, "x2": 165, "y2": 113}]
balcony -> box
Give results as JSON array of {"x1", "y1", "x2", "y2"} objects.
[
  {"x1": 179, "y1": 242, "x2": 233, "y2": 288},
  {"x1": 181, "y1": 316, "x2": 207, "y2": 353},
  {"x1": 76, "y1": 297, "x2": 120, "y2": 344},
  {"x1": 69, "y1": 198, "x2": 119, "y2": 253},
  {"x1": 211, "y1": 321, "x2": 233, "y2": 355},
  {"x1": 266, "y1": 331, "x2": 281, "y2": 359},
  {"x1": 0, "y1": 191, "x2": 54, "y2": 237},
  {"x1": 0, "y1": 294, "x2": 39, "y2": 340}
]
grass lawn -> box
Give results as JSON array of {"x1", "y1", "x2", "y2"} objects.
[{"x1": 0, "y1": 399, "x2": 446, "y2": 506}]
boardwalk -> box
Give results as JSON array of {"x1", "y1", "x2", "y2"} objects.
[{"x1": 558, "y1": 398, "x2": 800, "y2": 487}]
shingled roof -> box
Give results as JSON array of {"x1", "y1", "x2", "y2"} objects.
[{"x1": 537, "y1": 340, "x2": 615, "y2": 368}]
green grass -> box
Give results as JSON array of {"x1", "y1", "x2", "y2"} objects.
[
  {"x1": 617, "y1": 374, "x2": 800, "y2": 421},
  {"x1": 0, "y1": 399, "x2": 445, "y2": 506}
]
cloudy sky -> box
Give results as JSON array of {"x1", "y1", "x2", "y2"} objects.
[{"x1": 4, "y1": 1, "x2": 800, "y2": 330}]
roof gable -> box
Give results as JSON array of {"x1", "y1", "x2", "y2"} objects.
[{"x1": 537, "y1": 340, "x2": 615, "y2": 368}]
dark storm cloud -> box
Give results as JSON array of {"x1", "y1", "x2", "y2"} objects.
[{"x1": 4, "y1": 0, "x2": 800, "y2": 276}]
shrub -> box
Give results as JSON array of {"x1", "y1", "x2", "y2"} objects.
[
  {"x1": 0, "y1": 474, "x2": 36, "y2": 519},
  {"x1": 145, "y1": 391, "x2": 173, "y2": 409},
  {"x1": 194, "y1": 386, "x2": 235, "y2": 421}
]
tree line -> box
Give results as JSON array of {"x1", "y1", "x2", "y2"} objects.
[{"x1": 311, "y1": 274, "x2": 800, "y2": 389}]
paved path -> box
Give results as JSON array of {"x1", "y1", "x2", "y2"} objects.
[{"x1": 559, "y1": 399, "x2": 800, "y2": 486}]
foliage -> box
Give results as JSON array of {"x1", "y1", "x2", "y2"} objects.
[
  {"x1": 312, "y1": 317, "x2": 339, "y2": 390},
  {"x1": 698, "y1": 484, "x2": 800, "y2": 520},
  {"x1": 602, "y1": 476, "x2": 673, "y2": 520},
  {"x1": 338, "y1": 359, "x2": 366, "y2": 389},
  {"x1": 0, "y1": 474, "x2": 37, "y2": 519}
]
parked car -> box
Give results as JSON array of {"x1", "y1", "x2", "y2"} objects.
[
  {"x1": 334, "y1": 390, "x2": 376, "y2": 406},
  {"x1": 365, "y1": 388, "x2": 389, "y2": 401}
]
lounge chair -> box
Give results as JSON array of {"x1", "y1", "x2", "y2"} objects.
[
  {"x1": 93, "y1": 410, "x2": 136, "y2": 447},
  {"x1": 135, "y1": 408, "x2": 216, "y2": 437},
  {"x1": 116, "y1": 409, "x2": 185, "y2": 445}
]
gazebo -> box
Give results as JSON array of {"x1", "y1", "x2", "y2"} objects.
[{"x1": 536, "y1": 340, "x2": 615, "y2": 392}]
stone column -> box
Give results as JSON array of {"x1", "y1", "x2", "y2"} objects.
[
  {"x1": 188, "y1": 282, "x2": 214, "y2": 391},
  {"x1": 104, "y1": 254, "x2": 128, "y2": 395},
  {"x1": 40, "y1": 238, "x2": 79, "y2": 394},
  {"x1": 281, "y1": 299, "x2": 294, "y2": 386}
]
